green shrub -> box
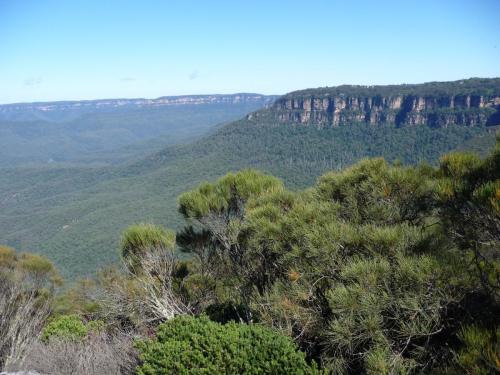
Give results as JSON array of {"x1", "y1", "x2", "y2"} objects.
[
  {"x1": 41, "y1": 314, "x2": 104, "y2": 343},
  {"x1": 120, "y1": 223, "x2": 175, "y2": 272},
  {"x1": 41, "y1": 314, "x2": 87, "y2": 342},
  {"x1": 455, "y1": 325, "x2": 500, "y2": 374},
  {"x1": 136, "y1": 315, "x2": 319, "y2": 374}
]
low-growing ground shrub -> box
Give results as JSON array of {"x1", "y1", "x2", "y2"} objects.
[{"x1": 136, "y1": 315, "x2": 319, "y2": 374}]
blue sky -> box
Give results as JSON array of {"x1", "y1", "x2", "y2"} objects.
[{"x1": 0, "y1": 0, "x2": 499, "y2": 103}]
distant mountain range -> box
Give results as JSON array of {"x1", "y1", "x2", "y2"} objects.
[
  {"x1": 0, "y1": 79, "x2": 498, "y2": 280},
  {"x1": 0, "y1": 94, "x2": 278, "y2": 121},
  {"x1": 0, "y1": 93, "x2": 278, "y2": 167},
  {"x1": 1, "y1": 93, "x2": 276, "y2": 109}
]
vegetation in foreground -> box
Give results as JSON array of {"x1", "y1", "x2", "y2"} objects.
[{"x1": 0, "y1": 135, "x2": 498, "y2": 374}]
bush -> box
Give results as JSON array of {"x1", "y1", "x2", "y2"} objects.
[
  {"x1": 0, "y1": 247, "x2": 59, "y2": 370},
  {"x1": 455, "y1": 325, "x2": 500, "y2": 374},
  {"x1": 121, "y1": 223, "x2": 175, "y2": 273},
  {"x1": 136, "y1": 315, "x2": 318, "y2": 374},
  {"x1": 41, "y1": 314, "x2": 103, "y2": 343}
]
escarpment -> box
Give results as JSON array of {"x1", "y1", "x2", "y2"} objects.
[{"x1": 262, "y1": 78, "x2": 500, "y2": 128}]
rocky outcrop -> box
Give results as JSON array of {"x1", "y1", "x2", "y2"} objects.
[
  {"x1": 271, "y1": 94, "x2": 500, "y2": 128},
  {"x1": 264, "y1": 78, "x2": 500, "y2": 128}
]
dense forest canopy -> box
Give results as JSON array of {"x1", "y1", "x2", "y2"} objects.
[{"x1": 285, "y1": 77, "x2": 500, "y2": 98}]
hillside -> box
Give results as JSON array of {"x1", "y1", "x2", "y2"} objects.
[
  {"x1": 0, "y1": 79, "x2": 498, "y2": 279},
  {"x1": 0, "y1": 94, "x2": 277, "y2": 167}
]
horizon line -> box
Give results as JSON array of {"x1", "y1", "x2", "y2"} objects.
[{"x1": 2, "y1": 76, "x2": 499, "y2": 106}]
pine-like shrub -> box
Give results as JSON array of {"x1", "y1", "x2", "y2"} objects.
[
  {"x1": 136, "y1": 315, "x2": 318, "y2": 374},
  {"x1": 455, "y1": 325, "x2": 500, "y2": 374}
]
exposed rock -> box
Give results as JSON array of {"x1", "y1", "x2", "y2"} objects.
[
  {"x1": 264, "y1": 79, "x2": 500, "y2": 128},
  {"x1": 271, "y1": 93, "x2": 500, "y2": 128}
]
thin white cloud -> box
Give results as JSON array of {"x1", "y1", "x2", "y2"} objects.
[
  {"x1": 24, "y1": 77, "x2": 42, "y2": 86},
  {"x1": 189, "y1": 70, "x2": 199, "y2": 80}
]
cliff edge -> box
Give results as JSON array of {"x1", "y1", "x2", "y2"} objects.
[{"x1": 265, "y1": 78, "x2": 500, "y2": 127}]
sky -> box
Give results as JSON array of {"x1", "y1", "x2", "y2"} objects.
[{"x1": 0, "y1": 0, "x2": 499, "y2": 104}]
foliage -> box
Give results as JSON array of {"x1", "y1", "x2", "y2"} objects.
[
  {"x1": 286, "y1": 77, "x2": 500, "y2": 98},
  {"x1": 37, "y1": 137, "x2": 499, "y2": 374},
  {"x1": 0, "y1": 246, "x2": 60, "y2": 370},
  {"x1": 121, "y1": 223, "x2": 175, "y2": 273},
  {"x1": 178, "y1": 169, "x2": 283, "y2": 219},
  {"x1": 135, "y1": 315, "x2": 318, "y2": 374},
  {"x1": 454, "y1": 325, "x2": 500, "y2": 374},
  {"x1": 56, "y1": 221, "x2": 188, "y2": 328},
  {"x1": 40, "y1": 314, "x2": 104, "y2": 343},
  {"x1": 175, "y1": 137, "x2": 499, "y2": 373},
  {"x1": 121, "y1": 223, "x2": 189, "y2": 321},
  {"x1": 436, "y1": 134, "x2": 500, "y2": 298}
]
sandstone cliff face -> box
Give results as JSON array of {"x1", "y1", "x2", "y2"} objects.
[{"x1": 272, "y1": 94, "x2": 500, "y2": 127}]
